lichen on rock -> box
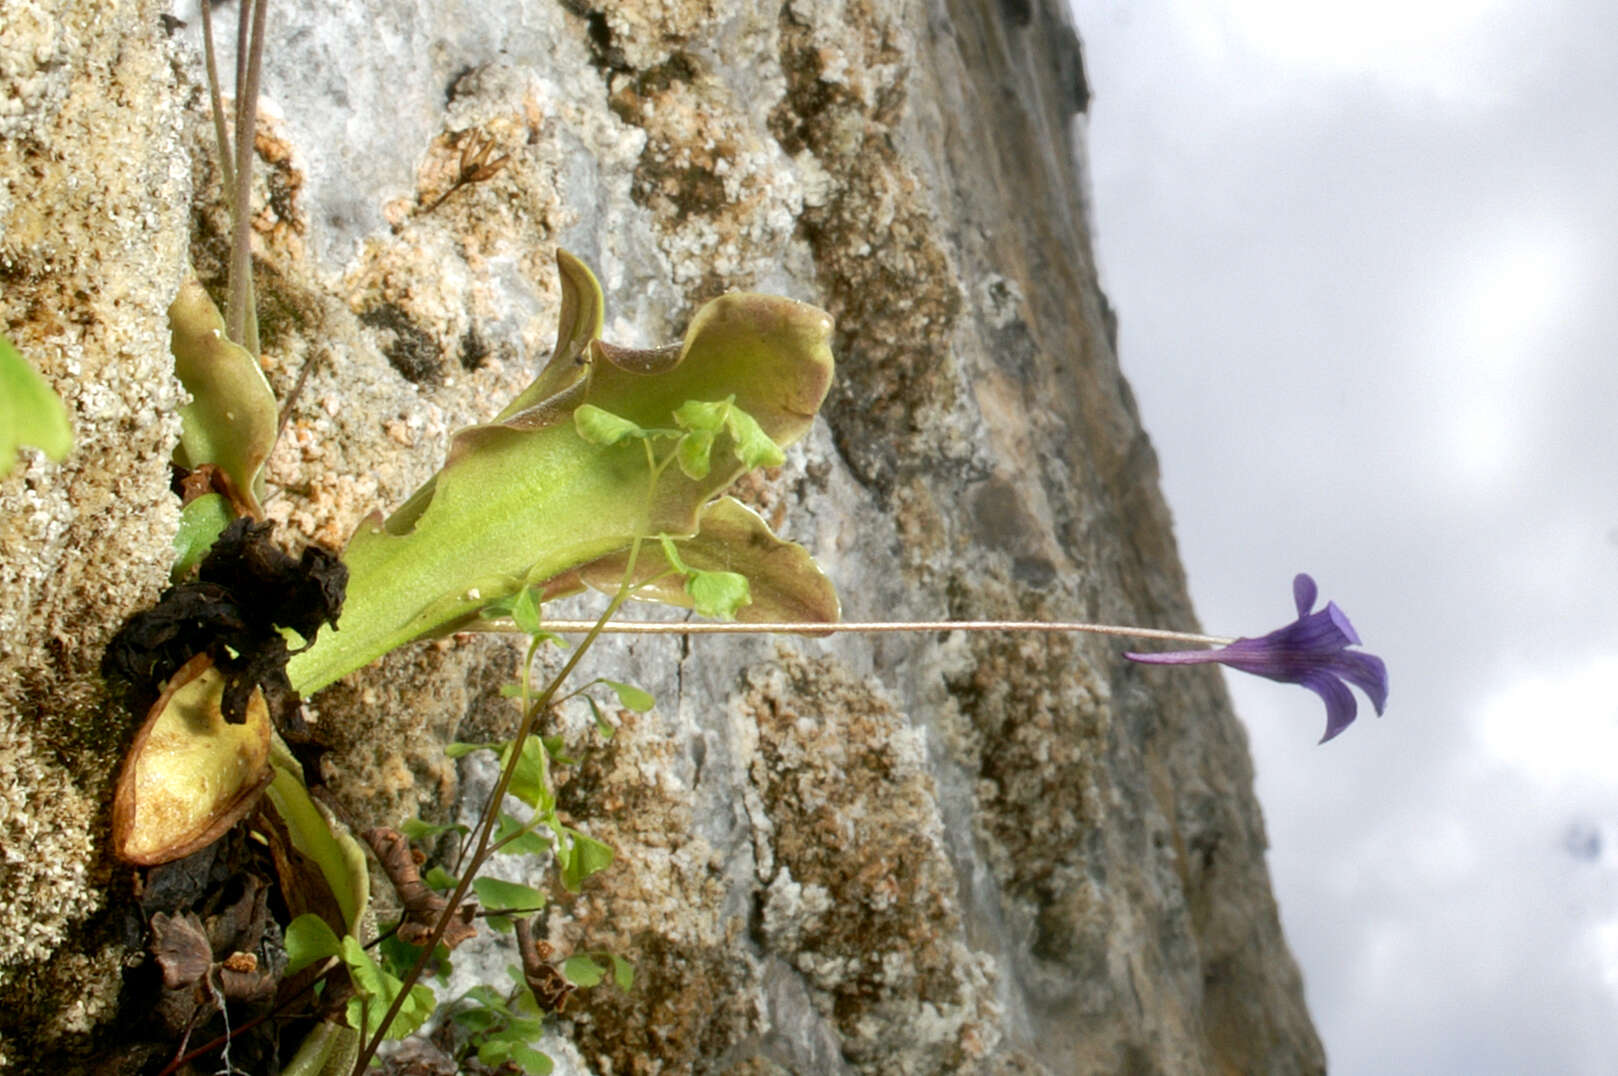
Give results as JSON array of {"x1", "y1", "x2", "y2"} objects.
[{"x1": 739, "y1": 652, "x2": 1001, "y2": 1072}]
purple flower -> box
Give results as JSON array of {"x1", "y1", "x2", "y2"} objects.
[{"x1": 1126, "y1": 574, "x2": 1388, "y2": 743}]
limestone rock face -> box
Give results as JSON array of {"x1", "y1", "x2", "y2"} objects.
[{"x1": 0, "y1": 0, "x2": 1324, "y2": 1072}]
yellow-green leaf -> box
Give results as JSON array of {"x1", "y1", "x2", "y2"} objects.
[
  {"x1": 287, "y1": 252, "x2": 835, "y2": 694},
  {"x1": 0, "y1": 333, "x2": 72, "y2": 477},
  {"x1": 112, "y1": 655, "x2": 273, "y2": 866},
  {"x1": 169, "y1": 274, "x2": 278, "y2": 516},
  {"x1": 171, "y1": 493, "x2": 233, "y2": 581},
  {"x1": 264, "y1": 734, "x2": 371, "y2": 934},
  {"x1": 554, "y1": 497, "x2": 839, "y2": 631}
]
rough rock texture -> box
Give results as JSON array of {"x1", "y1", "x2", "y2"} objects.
[{"x1": 0, "y1": 0, "x2": 1325, "y2": 1072}]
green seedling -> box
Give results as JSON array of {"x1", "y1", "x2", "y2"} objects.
[
  {"x1": 0, "y1": 332, "x2": 72, "y2": 477},
  {"x1": 561, "y1": 952, "x2": 634, "y2": 990}
]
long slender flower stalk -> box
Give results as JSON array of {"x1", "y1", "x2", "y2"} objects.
[
  {"x1": 524, "y1": 619, "x2": 1234, "y2": 646},
  {"x1": 521, "y1": 572, "x2": 1388, "y2": 744}
]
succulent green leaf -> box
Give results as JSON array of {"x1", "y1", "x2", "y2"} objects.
[
  {"x1": 0, "y1": 333, "x2": 72, "y2": 477},
  {"x1": 472, "y1": 876, "x2": 547, "y2": 913},
  {"x1": 282, "y1": 1019, "x2": 359, "y2": 1076},
  {"x1": 286, "y1": 251, "x2": 834, "y2": 695},
  {"x1": 171, "y1": 493, "x2": 233, "y2": 581},
  {"x1": 557, "y1": 498, "x2": 839, "y2": 630},
  {"x1": 491, "y1": 250, "x2": 603, "y2": 423},
  {"x1": 608, "y1": 953, "x2": 635, "y2": 990},
  {"x1": 169, "y1": 274, "x2": 278, "y2": 516},
  {"x1": 264, "y1": 735, "x2": 370, "y2": 934},
  {"x1": 111, "y1": 656, "x2": 273, "y2": 866}
]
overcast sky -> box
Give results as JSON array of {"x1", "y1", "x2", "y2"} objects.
[{"x1": 1069, "y1": 2, "x2": 1618, "y2": 1072}]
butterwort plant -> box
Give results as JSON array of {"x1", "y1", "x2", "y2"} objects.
[{"x1": 1125, "y1": 572, "x2": 1388, "y2": 743}]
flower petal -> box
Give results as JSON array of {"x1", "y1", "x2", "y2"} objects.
[
  {"x1": 1325, "y1": 601, "x2": 1362, "y2": 646},
  {"x1": 1302, "y1": 671, "x2": 1360, "y2": 743},
  {"x1": 1292, "y1": 573, "x2": 1318, "y2": 616},
  {"x1": 1335, "y1": 649, "x2": 1389, "y2": 716},
  {"x1": 1282, "y1": 606, "x2": 1359, "y2": 653}
]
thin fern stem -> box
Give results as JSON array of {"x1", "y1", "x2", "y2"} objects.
[{"x1": 351, "y1": 540, "x2": 648, "y2": 1074}]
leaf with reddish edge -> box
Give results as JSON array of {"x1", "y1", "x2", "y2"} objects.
[
  {"x1": 112, "y1": 654, "x2": 273, "y2": 866},
  {"x1": 169, "y1": 274, "x2": 278, "y2": 517},
  {"x1": 540, "y1": 497, "x2": 839, "y2": 633},
  {"x1": 287, "y1": 251, "x2": 836, "y2": 694}
]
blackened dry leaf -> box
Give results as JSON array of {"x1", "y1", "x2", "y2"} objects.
[
  {"x1": 101, "y1": 581, "x2": 247, "y2": 716},
  {"x1": 218, "y1": 961, "x2": 277, "y2": 1004},
  {"x1": 138, "y1": 827, "x2": 228, "y2": 918},
  {"x1": 363, "y1": 827, "x2": 477, "y2": 950},
  {"x1": 102, "y1": 517, "x2": 346, "y2": 727},
  {"x1": 199, "y1": 517, "x2": 347, "y2": 644},
  {"x1": 205, "y1": 874, "x2": 271, "y2": 958},
  {"x1": 378, "y1": 1037, "x2": 459, "y2": 1076}
]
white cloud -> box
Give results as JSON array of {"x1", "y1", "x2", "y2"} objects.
[
  {"x1": 1191, "y1": 0, "x2": 1523, "y2": 102},
  {"x1": 1423, "y1": 220, "x2": 1584, "y2": 489},
  {"x1": 1476, "y1": 657, "x2": 1618, "y2": 787}
]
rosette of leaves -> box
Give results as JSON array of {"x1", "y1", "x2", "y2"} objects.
[{"x1": 287, "y1": 251, "x2": 839, "y2": 694}]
